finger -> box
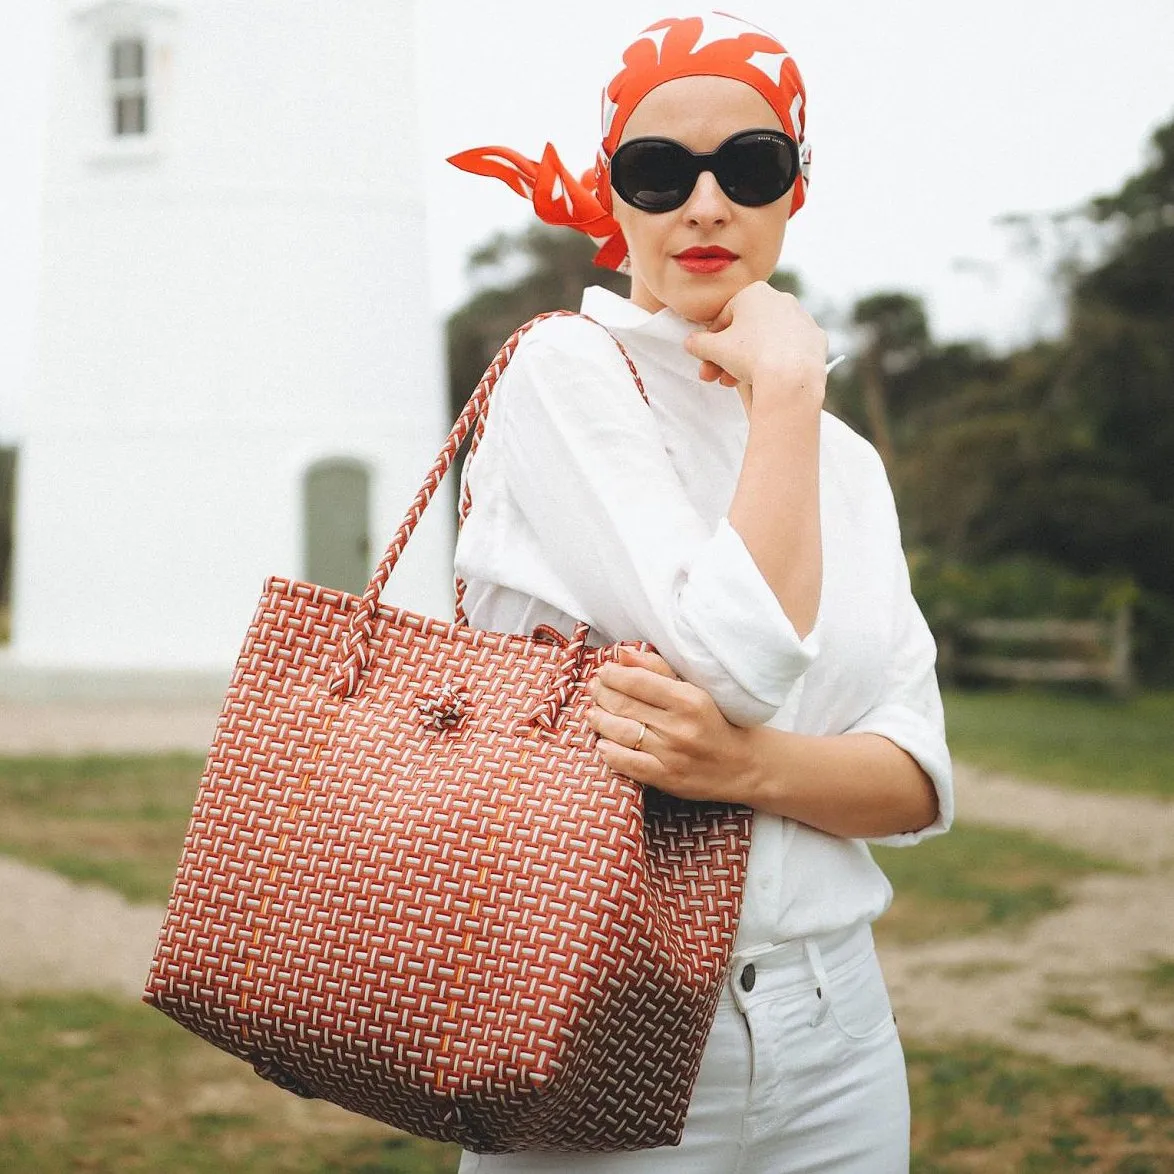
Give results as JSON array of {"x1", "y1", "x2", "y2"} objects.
[
  {"x1": 617, "y1": 646, "x2": 680, "y2": 680},
  {"x1": 587, "y1": 704, "x2": 652, "y2": 751},
  {"x1": 707, "y1": 301, "x2": 735, "y2": 332},
  {"x1": 592, "y1": 736, "x2": 659, "y2": 785},
  {"x1": 686, "y1": 331, "x2": 724, "y2": 365},
  {"x1": 596, "y1": 661, "x2": 690, "y2": 708},
  {"x1": 591, "y1": 682, "x2": 663, "y2": 726},
  {"x1": 719, "y1": 371, "x2": 738, "y2": 387},
  {"x1": 686, "y1": 333, "x2": 743, "y2": 383}
]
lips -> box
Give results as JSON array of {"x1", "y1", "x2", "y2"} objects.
[
  {"x1": 673, "y1": 246, "x2": 739, "y2": 275},
  {"x1": 675, "y1": 247, "x2": 738, "y2": 260}
]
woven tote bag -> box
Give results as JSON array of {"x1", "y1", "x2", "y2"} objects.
[{"x1": 143, "y1": 312, "x2": 753, "y2": 1154}]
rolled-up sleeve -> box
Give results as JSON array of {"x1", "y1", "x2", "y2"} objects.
[
  {"x1": 489, "y1": 316, "x2": 819, "y2": 726},
  {"x1": 853, "y1": 542, "x2": 954, "y2": 846}
]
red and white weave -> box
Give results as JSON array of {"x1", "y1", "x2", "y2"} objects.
[{"x1": 143, "y1": 314, "x2": 753, "y2": 1153}]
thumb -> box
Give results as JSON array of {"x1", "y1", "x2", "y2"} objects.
[
  {"x1": 707, "y1": 301, "x2": 735, "y2": 333},
  {"x1": 685, "y1": 330, "x2": 720, "y2": 363}
]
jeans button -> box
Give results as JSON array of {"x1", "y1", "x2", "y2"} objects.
[{"x1": 740, "y1": 963, "x2": 756, "y2": 993}]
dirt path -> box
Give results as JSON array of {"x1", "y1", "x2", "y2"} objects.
[
  {"x1": 880, "y1": 763, "x2": 1174, "y2": 1084},
  {"x1": 0, "y1": 699, "x2": 221, "y2": 755},
  {"x1": 0, "y1": 855, "x2": 161, "y2": 997},
  {"x1": 1, "y1": 713, "x2": 1171, "y2": 1085},
  {"x1": 951, "y1": 763, "x2": 1174, "y2": 873}
]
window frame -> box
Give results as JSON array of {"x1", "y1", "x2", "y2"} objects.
[
  {"x1": 71, "y1": 1, "x2": 179, "y2": 163},
  {"x1": 109, "y1": 35, "x2": 149, "y2": 138}
]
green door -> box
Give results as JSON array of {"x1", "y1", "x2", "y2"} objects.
[{"x1": 303, "y1": 458, "x2": 371, "y2": 594}]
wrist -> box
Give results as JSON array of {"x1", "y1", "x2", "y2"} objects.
[
  {"x1": 738, "y1": 723, "x2": 782, "y2": 810},
  {"x1": 748, "y1": 362, "x2": 827, "y2": 410}
]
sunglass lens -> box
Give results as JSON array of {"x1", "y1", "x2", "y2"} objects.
[
  {"x1": 718, "y1": 134, "x2": 798, "y2": 206},
  {"x1": 614, "y1": 140, "x2": 692, "y2": 212}
]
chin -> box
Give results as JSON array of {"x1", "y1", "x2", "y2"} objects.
[
  {"x1": 664, "y1": 283, "x2": 739, "y2": 326},
  {"x1": 662, "y1": 274, "x2": 751, "y2": 326}
]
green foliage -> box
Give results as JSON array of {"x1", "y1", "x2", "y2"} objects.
[
  {"x1": 445, "y1": 224, "x2": 628, "y2": 423},
  {"x1": 836, "y1": 116, "x2": 1174, "y2": 681},
  {"x1": 766, "y1": 268, "x2": 802, "y2": 295},
  {"x1": 909, "y1": 552, "x2": 1137, "y2": 629},
  {"x1": 0, "y1": 445, "x2": 16, "y2": 617},
  {"x1": 1089, "y1": 118, "x2": 1174, "y2": 240},
  {"x1": 444, "y1": 117, "x2": 1174, "y2": 682}
]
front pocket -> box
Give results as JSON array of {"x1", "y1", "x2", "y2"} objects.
[{"x1": 825, "y1": 948, "x2": 896, "y2": 1042}]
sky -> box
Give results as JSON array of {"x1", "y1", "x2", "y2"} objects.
[{"x1": 3, "y1": 0, "x2": 1173, "y2": 441}]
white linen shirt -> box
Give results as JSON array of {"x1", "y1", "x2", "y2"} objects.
[{"x1": 453, "y1": 284, "x2": 954, "y2": 946}]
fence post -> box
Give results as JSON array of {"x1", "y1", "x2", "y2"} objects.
[
  {"x1": 1110, "y1": 604, "x2": 1134, "y2": 699},
  {"x1": 935, "y1": 604, "x2": 956, "y2": 688}
]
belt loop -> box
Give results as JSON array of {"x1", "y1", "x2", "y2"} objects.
[{"x1": 803, "y1": 939, "x2": 831, "y2": 1027}]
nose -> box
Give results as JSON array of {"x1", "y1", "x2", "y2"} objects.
[{"x1": 683, "y1": 168, "x2": 731, "y2": 226}]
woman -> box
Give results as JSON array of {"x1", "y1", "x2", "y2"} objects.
[{"x1": 448, "y1": 11, "x2": 953, "y2": 1172}]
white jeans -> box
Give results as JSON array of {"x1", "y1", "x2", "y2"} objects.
[{"x1": 458, "y1": 923, "x2": 909, "y2": 1174}]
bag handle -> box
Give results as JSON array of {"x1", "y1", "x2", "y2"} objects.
[{"x1": 328, "y1": 311, "x2": 650, "y2": 698}]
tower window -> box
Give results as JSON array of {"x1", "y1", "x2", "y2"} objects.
[{"x1": 110, "y1": 37, "x2": 148, "y2": 136}]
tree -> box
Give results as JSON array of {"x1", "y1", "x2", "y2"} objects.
[
  {"x1": 845, "y1": 292, "x2": 931, "y2": 470},
  {"x1": 1045, "y1": 114, "x2": 1174, "y2": 599},
  {"x1": 445, "y1": 226, "x2": 627, "y2": 422},
  {"x1": 0, "y1": 446, "x2": 15, "y2": 639}
]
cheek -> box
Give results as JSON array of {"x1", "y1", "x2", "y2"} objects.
[
  {"x1": 747, "y1": 212, "x2": 788, "y2": 274},
  {"x1": 625, "y1": 218, "x2": 669, "y2": 268}
]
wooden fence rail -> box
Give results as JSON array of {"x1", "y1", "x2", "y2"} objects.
[{"x1": 937, "y1": 606, "x2": 1133, "y2": 697}]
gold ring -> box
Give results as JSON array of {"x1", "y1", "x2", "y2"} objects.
[{"x1": 633, "y1": 721, "x2": 647, "y2": 752}]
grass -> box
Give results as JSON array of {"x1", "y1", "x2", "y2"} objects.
[
  {"x1": 0, "y1": 753, "x2": 203, "y2": 903},
  {"x1": 872, "y1": 823, "x2": 1121, "y2": 945},
  {"x1": 907, "y1": 1041, "x2": 1174, "y2": 1172},
  {"x1": 1139, "y1": 957, "x2": 1174, "y2": 996},
  {"x1": 1045, "y1": 998, "x2": 1168, "y2": 1046},
  {"x1": 0, "y1": 993, "x2": 461, "y2": 1173},
  {"x1": 943, "y1": 687, "x2": 1174, "y2": 798},
  {"x1": 1, "y1": 993, "x2": 1171, "y2": 1173},
  {"x1": 0, "y1": 755, "x2": 1121, "y2": 949}
]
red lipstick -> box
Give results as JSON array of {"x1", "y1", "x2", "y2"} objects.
[{"x1": 674, "y1": 246, "x2": 738, "y2": 274}]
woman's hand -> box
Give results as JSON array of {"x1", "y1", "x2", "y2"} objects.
[
  {"x1": 586, "y1": 646, "x2": 759, "y2": 803},
  {"x1": 586, "y1": 648, "x2": 941, "y2": 839},
  {"x1": 685, "y1": 280, "x2": 827, "y2": 399}
]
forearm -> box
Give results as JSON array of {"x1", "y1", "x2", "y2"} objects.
[
  {"x1": 727, "y1": 382, "x2": 823, "y2": 638},
  {"x1": 740, "y1": 724, "x2": 939, "y2": 839}
]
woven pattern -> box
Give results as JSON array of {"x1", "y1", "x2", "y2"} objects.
[{"x1": 143, "y1": 314, "x2": 753, "y2": 1153}]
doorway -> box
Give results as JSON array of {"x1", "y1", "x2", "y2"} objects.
[{"x1": 303, "y1": 458, "x2": 371, "y2": 595}]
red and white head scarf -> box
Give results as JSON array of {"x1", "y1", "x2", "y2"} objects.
[{"x1": 448, "y1": 11, "x2": 812, "y2": 272}]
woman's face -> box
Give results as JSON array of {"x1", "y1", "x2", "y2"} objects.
[{"x1": 610, "y1": 74, "x2": 794, "y2": 325}]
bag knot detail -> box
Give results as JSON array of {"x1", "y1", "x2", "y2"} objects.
[{"x1": 417, "y1": 681, "x2": 468, "y2": 729}]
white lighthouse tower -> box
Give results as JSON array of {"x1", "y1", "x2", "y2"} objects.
[{"x1": 7, "y1": 0, "x2": 451, "y2": 696}]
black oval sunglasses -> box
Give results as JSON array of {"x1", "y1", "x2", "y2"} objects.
[{"x1": 610, "y1": 128, "x2": 800, "y2": 213}]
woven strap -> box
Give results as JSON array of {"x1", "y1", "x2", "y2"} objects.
[{"x1": 328, "y1": 312, "x2": 649, "y2": 698}]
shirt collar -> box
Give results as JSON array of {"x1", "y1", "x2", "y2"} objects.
[{"x1": 579, "y1": 285, "x2": 702, "y2": 380}]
